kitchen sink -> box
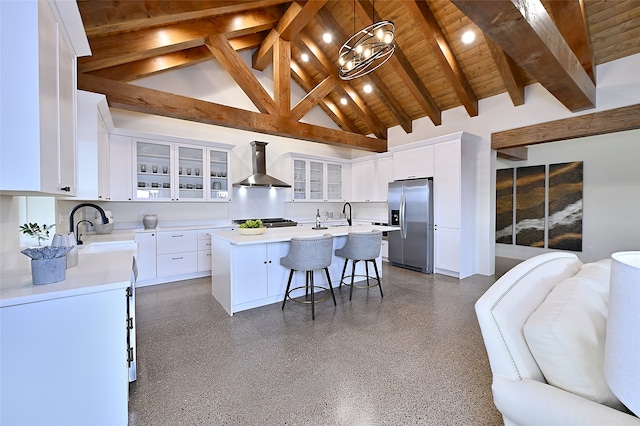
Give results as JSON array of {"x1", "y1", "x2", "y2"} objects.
[{"x1": 78, "y1": 241, "x2": 137, "y2": 254}]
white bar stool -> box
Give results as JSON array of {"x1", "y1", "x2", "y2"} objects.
[
  {"x1": 280, "y1": 234, "x2": 336, "y2": 320},
  {"x1": 335, "y1": 231, "x2": 383, "y2": 301}
]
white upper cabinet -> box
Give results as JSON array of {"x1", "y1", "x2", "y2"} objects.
[
  {"x1": 391, "y1": 144, "x2": 434, "y2": 181},
  {"x1": 351, "y1": 154, "x2": 391, "y2": 202},
  {"x1": 0, "y1": 1, "x2": 89, "y2": 195},
  {"x1": 132, "y1": 136, "x2": 233, "y2": 202},
  {"x1": 289, "y1": 155, "x2": 348, "y2": 202}
]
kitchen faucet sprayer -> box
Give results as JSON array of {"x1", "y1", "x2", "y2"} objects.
[
  {"x1": 342, "y1": 202, "x2": 352, "y2": 226},
  {"x1": 69, "y1": 203, "x2": 108, "y2": 245}
]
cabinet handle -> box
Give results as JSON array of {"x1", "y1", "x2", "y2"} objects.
[
  {"x1": 172, "y1": 257, "x2": 183, "y2": 260},
  {"x1": 61, "y1": 186, "x2": 71, "y2": 192},
  {"x1": 172, "y1": 234, "x2": 184, "y2": 238},
  {"x1": 127, "y1": 317, "x2": 134, "y2": 329}
]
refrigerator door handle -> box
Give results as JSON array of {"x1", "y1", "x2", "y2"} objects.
[{"x1": 400, "y1": 193, "x2": 407, "y2": 239}]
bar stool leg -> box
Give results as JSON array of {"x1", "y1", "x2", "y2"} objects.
[
  {"x1": 282, "y1": 269, "x2": 295, "y2": 310},
  {"x1": 339, "y1": 259, "x2": 348, "y2": 288},
  {"x1": 309, "y1": 271, "x2": 315, "y2": 320},
  {"x1": 365, "y1": 261, "x2": 370, "y2": 287},
  {"x1": 324, "y1": 267, "x2": 336, "y2": 306},
  {"x1": 372, "y1": 259, "x2": 383, "y2": 298},
  {"x1": 349, "y1": 259, "x2": 358, "y2": 301}
]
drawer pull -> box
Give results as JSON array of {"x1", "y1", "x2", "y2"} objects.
[
  {"x1": 172, "y1": 257, "x2": 184, "y2": 260},
  {"x1": 172, "y1": 234, "x2": 184, "y2": 238}
]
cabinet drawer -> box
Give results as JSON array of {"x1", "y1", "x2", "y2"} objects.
[
  {"x1": 157, "y1": 230, "x2": 197, "y2": 254},
  {"x1": 157, "y1": 252, "x2": 198, "y2": 277},
  {"x1": 197, "y1": 250, "x2": 212, "y2": 272},
  {"x1": 197, "y1": 229, "x2": 217, "y2": 240},
  {"x1": 198, "y1": 239, "x2": 212, "y2": 251}
]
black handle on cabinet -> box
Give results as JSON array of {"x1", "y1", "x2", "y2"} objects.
[
  {"x1": 61, "y1": 186, "x2": 71, "y2": 192},
  {"x1": 172, "y1": 257, "x2": 184, "y2": 260},
  {"x1": 172, "y1": 234, "x2": 184, "y2": 238}
]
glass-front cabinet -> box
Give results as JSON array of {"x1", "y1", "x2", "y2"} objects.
[
  {"x1": 209, "y1": 148, "x2": 230, "y2": 201},
  {"x1": 134, "y1": 138, "x2": 231, "y2": 202},
  {"x1": 290, "y1": 156, "x2": 346, "y2": 201},
  {"x1": 135, "y1": 140, "x2": 173, "y2": 201}
]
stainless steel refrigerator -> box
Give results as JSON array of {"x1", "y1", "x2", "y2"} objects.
[{"x1": 388, "y1": 178, "x2": 434, "y2": 273}]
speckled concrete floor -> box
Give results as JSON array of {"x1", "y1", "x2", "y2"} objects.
[{"x1": 129, "y1": 264, "x2": 504, "y2": 425}]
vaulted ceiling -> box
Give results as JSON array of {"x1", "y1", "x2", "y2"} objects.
[{"x1": 76, "y1": 0, "x2": 640, "y2": 153}]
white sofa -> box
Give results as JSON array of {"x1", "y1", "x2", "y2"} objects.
[{"x1": 475, "y1": 252, "x2": 640, "y2": 425}]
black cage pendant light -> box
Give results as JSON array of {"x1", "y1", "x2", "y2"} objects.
[{"x1": 338, "y1": 0, "x2": 395, "y2": 80}]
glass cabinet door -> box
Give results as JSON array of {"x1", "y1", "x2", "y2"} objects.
[
  {"x1": 293, "y1": 159, "x2": 307, "y2": 200},
  {"x1": 309, "y1": 161, "x2": 324, "y2": 200},
  {"x1": 176, "y1": 145, "x2": 205, "y2": 201},
  {"x1": 327, "y1": 163, "x2": 342, "y2": 200},
  {"x1": 135, "y1": 141, "x2": 172, "y2": 200},
  {"x1": 209, "y1": 149, "x2": 229, "y2": 201}
]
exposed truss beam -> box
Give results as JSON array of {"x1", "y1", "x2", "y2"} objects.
[
  {"x1": 273, "y1": 38, "x2": 291, "y2": 117},
  {"x1": 79, "y1": 7, "x2": 282, "y2": 73},
  {"x1": 296, "y1": 32, "x2": 387, "y2": 139},
  {"x1": 549, "y1": 0, "x2": 595, "y2": 83},
  {"x1": 452, "y1": 0, "x2": 595, "y2": 112},
  {"x1": 405, "y1": 0, "x2": 478, "y2": 117},
  {"x1": 485, "y1": 37, "x2": 525, "y2": 107},
  {"x1": 78, "y1": 0, "x2": 291, "y2": 37},
  {"x1": 492, "y1": 104, "x2": 640, "y2": 150},
  {"x1": 85, "y1": 34, "x2": 265, "y2": 82},
  {"x1": 290, "y1": 75, "x2": 338, "y2": 121},
  {"x1": 205, "y1": 34, "x2": 277, "y2": 115},
  {"x1": 253, "y1": 0, "x2": 327, "y2": 71},
  {"x1": 78, "y1": 74, "x2": 387, "y2": 152}
]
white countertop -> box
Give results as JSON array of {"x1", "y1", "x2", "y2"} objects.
[
  {"x1": 213, "y1": 224, "x2": 399, "y2": 245},
  {"x1": 0, "y1": 249, "x2": 135, "y2": 308}
]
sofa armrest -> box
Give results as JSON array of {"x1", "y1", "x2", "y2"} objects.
[{"x1": 493, "y1": 376, "x2": 640, "y2": 426}]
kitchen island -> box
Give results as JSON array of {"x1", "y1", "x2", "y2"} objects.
[
  {"x1": 0, "y1": 247, "x2": 135, "y2": 426},
  {"x1": 211, "y1": 225, "x2": 398, "y2": 315}
]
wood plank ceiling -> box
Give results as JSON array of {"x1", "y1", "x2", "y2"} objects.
[{"x1": 76, "y1": 0, "x2": 640, "y2": 153}]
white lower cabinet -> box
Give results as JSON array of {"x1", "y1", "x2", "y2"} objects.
[
  {"x1": 156, "y1": 230, "x2": 198, "y2": 278},
  {"x1": 233, "y1": 243, "x2": 290, "y2": 306},
  {"x1": 134, "y1": 232, "x2": 157, "y2": 281},
  {"x1": 197, "y1": 229, "x2": 215, "y2": 272}
]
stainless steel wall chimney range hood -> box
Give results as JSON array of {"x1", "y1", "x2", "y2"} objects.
[{"x1": 233, "y1": 141, "x2": 291, "y2": 188}]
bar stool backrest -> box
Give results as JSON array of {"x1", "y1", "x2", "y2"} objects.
[
  {"x1": 340, "y1": 231, "x2": 383, "y2": 261},
  {"x1": 280, "y1": 234, "x2": 334, "y2": 272}
]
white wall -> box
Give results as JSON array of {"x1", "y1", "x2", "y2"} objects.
[
  {"x1": 0, "y1": 195, "x2": 20, "y2": 253},
  {"x1": 495, "y1": 130, "x2": 640, "y2": 263}
]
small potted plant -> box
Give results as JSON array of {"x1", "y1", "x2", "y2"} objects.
[
  {"x1": 238, "y1": 219, "x2": 265, "y2": 235},
  {"x1": 19, "y1": 222, "x2": 55, "y2": 247}
]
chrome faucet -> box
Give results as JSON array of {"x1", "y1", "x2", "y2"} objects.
[
  {"x1": 69, "y1": 203, "x2": 108, "y2": 245},
  {"x1": 342, "y1": 202, "x2": 352, "y2": 226}
]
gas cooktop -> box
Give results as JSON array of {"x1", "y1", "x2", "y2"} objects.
[{"x1": 233, "y1": 218, "x2": 298, "y2": 228}]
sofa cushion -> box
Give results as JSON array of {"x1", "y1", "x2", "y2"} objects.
[{"x1": 523, "y1": 260, "x2": 625, "y2": 410}]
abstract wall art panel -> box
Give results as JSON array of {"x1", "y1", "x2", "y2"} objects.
[
  {"x1": 496, "y1": 168, "x2": 514, "y2": 244},
  {"x1": 548, "y1": 161, "x2": 583, "y2": 251},
  {"x1": 516, "y1": 165, "x2": 546, "y2": 247}
]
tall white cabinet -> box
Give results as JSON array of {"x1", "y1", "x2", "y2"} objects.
[
  {"x1": 390, "y1": 132, "x2": 481, "y2": 279},
  {"x1": 0, "y1": 1, "x2": 90, "y2": 195}
]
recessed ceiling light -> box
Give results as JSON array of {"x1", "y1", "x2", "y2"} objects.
[
  {"x1": 363, "y1": 84, "x2": 373, "y2": 94},
  {"x1": 323, "y1": 33, "x2": 332, "y2": 43},
  {"x1": 301, "y1": 53, "x2": 309, "y2": 62},
  {"x1": 461, "y1": 30, "x2": 476, "y2": 45},
  {"x1": 340, "y1": 97, "x2": 348, "y2": 105}
]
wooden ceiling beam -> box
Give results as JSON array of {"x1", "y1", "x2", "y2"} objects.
[
  {"x1": 323, "y1": 4, "x2": 412, "y2": 134},
  {"x1": 290, "y1": 64, "x2": 360, "y2": 133},
  {"x1": 273, "y1": 38, "x2": 291, "y2": 118},
  {"x1": 79, "y1": 7, "x2": 282, "y2": 73},
  {"x1": 485, "y1": 37, "x2": 525, "y2": 107},
  {"x1": 290, "y1": 74, "x2": 338, "y2": 122},
  {"x1": 405, "y1": 0, "x2": 478, "y2": 117},
  {"x1": 497, "y1": 147, "x2": 528, "y2": 161},
  {"x1": 77, "y1": 74, "x2": 387, "y2": 153},
  {"x1": 205, "y1": 34, "x2": 277, "y2": 115},
  {"x1": 452, "y1": 0, "x2": 596, "y2": 112},
  {"x1": 253, "y1": 1, "x2": 327, "y2": 71},
  {"x1": 85, "y1": 34, "x2": 265, "y2": 82},
  {"x1": 296, "y1": 32, "x2": 387, "y2": 139},
  {"x1": 492, "y1": 103, "x2": 640, "y2": 150},
  {"x1": 549, "y1": 0, "x2": 596, "y2": 83},
  {"x1": 78, "y1": 0, "x2": 291, "y2": 38}
]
